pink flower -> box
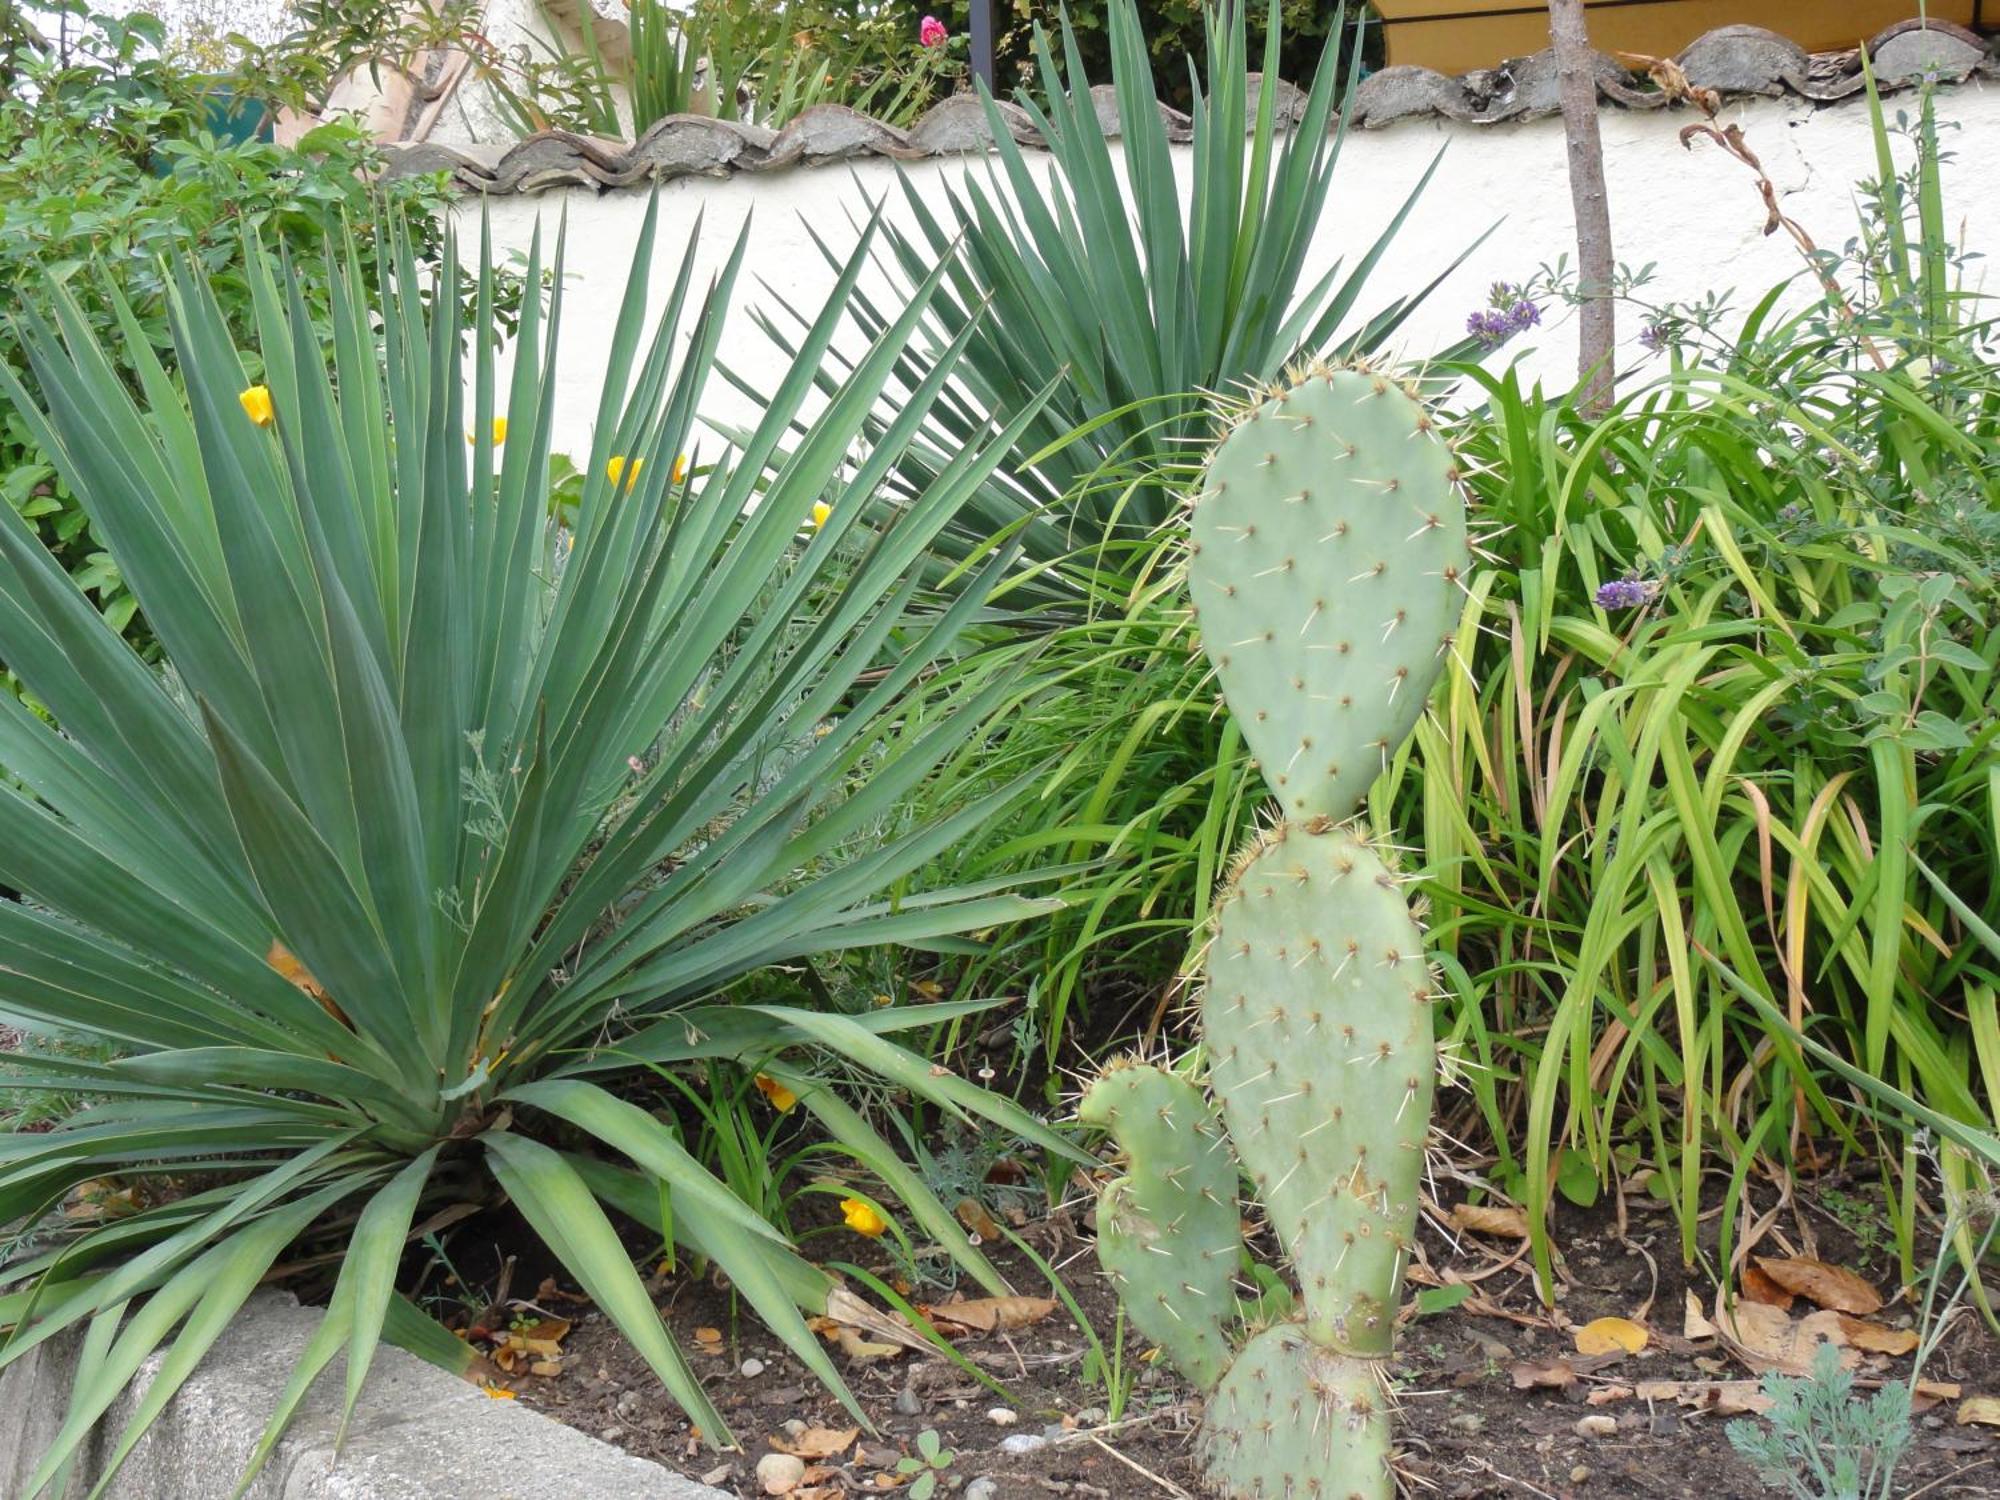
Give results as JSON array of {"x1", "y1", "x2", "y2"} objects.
[{"x1": 919, "y1": 15, "x2": 947, "y2": 48}]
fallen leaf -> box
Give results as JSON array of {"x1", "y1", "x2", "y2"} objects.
[
  {"x1": 1740, "y1": 1263, "x2": 1796, "y2": 1311},
  {"x1": 769, "y1": 1428, "x2": 860, "y2": 1461},
  {"x1": 1574, "y1": 1316, "x2": 1649, "y2": 1356},
  {"x1": 1958, "y1": 1396, "x2": 2000, "y2": 1428},
  {"x1": 834, "y1": 1326, "x2": 903, "y2": 1362},
  {"x1": 1449, "y1": 1203, "x2": 1530, "y2": 1238},
  {"x1": 529, "y1": 1359, "x2": 562, "y2": 1377},
  {"x1": 1586, "y1": 1385, "x2": 1634, "y2": 1406},
  {"x1": 921, "y1": 1295, "x2": 1057, "y2": 1334},
  {"x1": 1511, "y1": 1358, "x2": 1577, "y2": 1390},
  {"x1": 1715, "y1": 1296, "x2": 1856, "y2": 1375},
  {"x1": 954, "y1": 1198, "x2": 1002, "y2": 1242},
  {"x1": 1754, "y1": 1256, "x2": 1883, "y2": 1315},
  {"x1": 1683, "y1": 1291, "x2": 1718, "y2": 1340},
  {"x1": 1835, "y1": 1316, "x2": 1918, "y2": 1356},
  {"x1": 823, "y1": 1289, "x2": 934, "y2": 1355},
  {"x1": 693, "y1": 1327, "x2": 724, "y2": 1354},
  {"x1": 1630, "y1": 1378, "x2": 1773, "y2": 1414}
]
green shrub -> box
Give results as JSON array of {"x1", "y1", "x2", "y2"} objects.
[
  {"x1": 0, "y1": 1, "x2": 468, "y2": 648},
  {"x1": 1400, "y1": 79, "x2": 2000, "y2": 1287},
  {"x1": 0, "y1": 199, "x2": 1081, "y2": 1493}
]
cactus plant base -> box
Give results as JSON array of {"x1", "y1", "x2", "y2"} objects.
[{"x1": 1197, "y1": 1324, "x2": 1394, "y2": 1500}]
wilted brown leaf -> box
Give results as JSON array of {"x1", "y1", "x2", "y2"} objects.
[
  {"x1": 834, "y1": 1326, "x2": 903, "y2": 1362},
  {"x1": 1835, "y1": 1316, "x2": 1918, "y2": 1356},
  {"x1": 1574, "y1": 1317, "x2": 1649, "y2": 1356},
  {"x1": 1740, "y1": 1263, "x2": 1795, "y2": 1311},
  {"x1": 1715, "y1": 1296, "x2": 1856, "y2": 1375},
  {"x1": 922, "y1": 1295, "x2": 1057, "y2": 1334},
  {"x1": 1449, "y1": 1203, "x2": 1530, "y2": 1238},
  {"x1": 954, "y1": 1198, "x2": 1002, "y2": 1242},
  {"x1": 1586, "y1": 1385, "x2": 1634, "y2": 1406},
  {"x1": 1754, "y1": 1256, "x2": 1883, "y2": 1315},
  {"x1": 1957, "y1": 1396, "x2": 2000, "y2": 1427},
  {"x1": 1511, "y1": 1358, "x2": 1577, "y2": 1390},
  {"x1": 769, "y1": 1427, "x2": 859, "y2": 1460},
  {"x1": 1683, "y1": 1291, "x2": 1718, "y2": 1340}
]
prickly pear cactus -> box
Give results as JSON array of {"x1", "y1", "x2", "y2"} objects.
[
  {"x1": 1081, "y1": 364, "x2": 1463, "y2": 1500},
  {"x1": 1078, "y1": 1062, "x2": 1240, "y2": 1391}
]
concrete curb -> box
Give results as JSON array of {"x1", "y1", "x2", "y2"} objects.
[{"x1": 0, "y1": 1292, "x2": 729, "y2": 1500}]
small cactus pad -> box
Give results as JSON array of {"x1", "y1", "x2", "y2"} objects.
[
  {"x1": 1079, "y1": 1064, "x2": 1241, "y2": 1391},
  {"x1": 1188, "y1": 366, "x2": 1464, "y2": 825},
  {"x1": 1202, "y1": 823, "x2": 1432, "y2": 1355},
  {"x1": 1197, "y1": 1323, "x2": 1393, "y2": 1500}
]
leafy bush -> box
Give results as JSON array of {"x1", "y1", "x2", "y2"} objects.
[
  {"x1": 0, "y1": 1, "x2": 467, "y2": 647},
  {"x1": 759, "y1": 0, "x2": 1475, "y2": 593},
  {"x1": 0, "y1": 200, "x2": 1080, "y2": 1491},
  {"x1": 1396, "y1": 80, "x2": 2000, "y2": 1284}
]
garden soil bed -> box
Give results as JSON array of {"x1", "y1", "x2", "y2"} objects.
[{"x1": 481, "y1": 1172, "x2": 2000, "y2": 1499}]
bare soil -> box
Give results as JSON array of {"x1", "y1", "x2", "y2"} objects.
[{"x1": 490, "y1": 1174, "x2": 2000, "y2": 1500}]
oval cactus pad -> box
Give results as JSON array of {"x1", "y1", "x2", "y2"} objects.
[{"x1": 1189, "y1": 366, "x2": 1465, "y2": 824}]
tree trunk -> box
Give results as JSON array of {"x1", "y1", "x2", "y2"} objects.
[{"x1": 1548, "y1": 0, "x2": 1615, "y2": 414}]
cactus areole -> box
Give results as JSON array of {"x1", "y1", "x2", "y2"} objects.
[{"x1": 1084, "y1": 365, "x2": 1466, "y2": 1500}]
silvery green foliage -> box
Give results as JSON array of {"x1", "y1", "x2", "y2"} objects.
[{"x1": 1726, "y1": 1343, "x2": 1914, "y2": 1500}]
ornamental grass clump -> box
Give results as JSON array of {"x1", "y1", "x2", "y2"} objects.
[{"x1": 0, "y1": 201, "x2": 1078, "y2": 1495}]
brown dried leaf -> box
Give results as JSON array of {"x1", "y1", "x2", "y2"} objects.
[
  {"x1": 954, "y1": 1198, "x2": 1002, "y2": 1242},
  {"x1": 1754, "y1": 1256, "x2": 1883, "y2": 1315},
  {"x1": 1715, "y1": 1296, "x2": 1857, "y2": 1376},
  {"x1": 769, "y1": 1427, "x2": 860, "y2": 1460},
  {"x1": 1510, "y1": 1358, "x2": 1577, "y2": 1390},
  {"x1": 1740, "y1": 1263, "x2": 1796, "y2": 1311},
  {"x1": 834, "y1": 1326, "x2": 903, "y2": 1362},
  {"x1": 1683, "y1": 1291, "x2": 1718, "y2": 1340},
  {"x1": 1574, "y1": 1317, "x2": 1649, "y2": 1356},
  {"x1": 823, "y1": 1289, "x2": 933, "y2": 1355},
  {"x1": 1585, "y1": 1385, "x2": 1634, "y2": 1406},
  {"x1": 1957, "y1": 1396, "x2": 2000, "y2": 1428},
  {"x1": 529, "y1": 1360, "x2": 562, "y2": 1377},
  {"x1": 1449, "y1": 1203, "x2": 1530, "y2": 1238},
  {"x1": 1835, "y1": 1316, "x2": 1918, "y2": 1357},
  {"x1": 921, "y1": 1295, "x2": 1057, "y2": 1334}
]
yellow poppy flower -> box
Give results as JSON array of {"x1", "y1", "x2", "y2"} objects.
[
  {"x1": 468, "y1": 417, "x2": 508, "y2": 445},
  {"x1": 752, "y1": 1073, "x2": 797, "y2": 1112},
  {"x1": 809, "y1": 500, "x2": 832, "y2": 531},
  {"x1": 672, "y1": 453, "x2": 689, "y2": 484},
  {"x1": 238, "y1": 385, "x2": 275, "y2": 427},
  {"x1": 607, "y1": 455, "x2": 643, "y2": 491},
  {"x1": 840, "y1": 1197, "x2": 888, "y2": 1237}
]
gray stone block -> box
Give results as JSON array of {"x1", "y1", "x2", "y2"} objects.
[{"x1": 0, "y1": 1292, "x2": 725, "y2": 1500}]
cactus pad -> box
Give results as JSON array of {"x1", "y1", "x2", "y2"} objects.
[
  {"x1": 1197, "y1": 1323, "x2": 1393, "y2": 1500},
  {"x1": 1188, "y1": 366, "x2": 1465, "y2": 825},
  {"x1": 1079, "y1": 1063, "x2": 1240, "y2": 1390},
  {"x1": 1201, "y1": 823, "x2": 1432, "y2": 1355}
]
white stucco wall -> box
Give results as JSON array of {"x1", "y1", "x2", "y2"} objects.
[{"x1": 456, "y1": 84, "x2": 1999, "y2": 462}]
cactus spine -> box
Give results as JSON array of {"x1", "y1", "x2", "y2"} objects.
[{"x1": 1084, "y1": 366, "x2": 1464, "y2": 1500}]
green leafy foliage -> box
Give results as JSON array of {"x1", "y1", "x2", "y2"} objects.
[
  {"x1": 1725, "y1": 1343, "x2": 1913, "y2": 1500},
  {"x1": 1396, "y1": 79, "x2": 2000, "y2": 1290},
  {"x1": 755, "y1": 0, "x2": 1478, "y2": 588},
  {"x1": 0, "y1": 199, "x2": 1087, "y2": 1492},
  {"x1": 0, "y1": 2, "x2": 471, "y2": 651}
]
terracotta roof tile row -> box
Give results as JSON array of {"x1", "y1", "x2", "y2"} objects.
[{"x1": 382, "y1": 19, "x2": 1994, "y2": 195}]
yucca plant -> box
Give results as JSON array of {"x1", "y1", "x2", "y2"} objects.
[
  {"x1": 0, "y1": 200, "x2": 1080, "y2": 1496},
  {"x1": 748, "y1": 0, "x2": 1480, "y2": 586}
]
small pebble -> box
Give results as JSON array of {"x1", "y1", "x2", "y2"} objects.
[
  {"x1": 987, "y1": 1408, "x2": 1019, "y2": 1426},
  {"x1": 999, "y1": 1433, "x2": 1049, "y2": 1457},
  {"x1": 597, "y1": 1426, "x2": 624, "y2": 1443},
  {"x1": 1073, "y1": 1407, "x2": 1106, "y2": 1426},
  {"x1": 1040, "y1": 1424, "x2": 1065, "y2": 1441},
  {"x1": 740, "y1": 1357, "x2": 767, "y2": 1378},
  {"x1": 1573, "y1": 1415, "x2": 1618, "y2": 1438},
  {"x1": 756, "y1": 1452, "x2": 806, "y2": 1495},
  {"x1": 1571, "y1": 1466, "x2": 1592, "y2": 1484},
  {"x1": 615, "y1": 1390, "x2": 642, "y2": 1420},
  {"x1": 895, "y1": 1383, "x2": 925, "y2": 1416},
  {"x1": 782, "y1": 1418, "x2": 807, "y2": 1437},
  {"x1": 964, "y1": 1481, "x2": 1000, "y2": 1500}
]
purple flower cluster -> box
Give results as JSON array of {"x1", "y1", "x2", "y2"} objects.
[
  {"x1": 1638, "y1": 322, "x2": 1671, "y2": 354},
  {"x1": 1593, "y1": 577, "x2": 1658, "y2": 610},
  {"x1": 1467, "y1": 283, "x2": 1543, "y2": 349}
]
